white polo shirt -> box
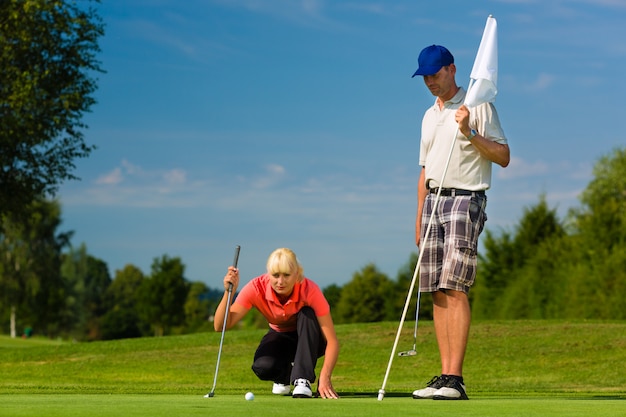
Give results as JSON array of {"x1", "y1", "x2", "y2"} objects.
[{"x1": 419, "y1": 87, "x2": 507, "y2": 191}]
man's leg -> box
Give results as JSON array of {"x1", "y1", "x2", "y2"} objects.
[
  {"x1": 432, "y1": 290, "x2": 449, "y2": 374},
  {"x1": 431, "y1": 289, "x2": 470, "y2": 400},
  {"x1": 438, "y1": 289, "x2": 470, "y2": 377}
]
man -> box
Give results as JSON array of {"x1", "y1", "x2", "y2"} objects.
[{"x1": 411, "y1": 45, "x2": 510, "y2": 400}]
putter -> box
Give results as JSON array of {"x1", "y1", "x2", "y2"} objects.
[
  {"x1": 398, "y1": 287, "x2": 421, "y2": 357},
  {"x1": 205, "y1": 245, "x2": 240, "y2": 398}
]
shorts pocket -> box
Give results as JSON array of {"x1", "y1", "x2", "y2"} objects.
[
  {"x1": 455, "y1": 239, "x2": 476, "y2": 254},
  {"x1": 452, "y1": 239, "x2": 477, "y2": 290}
]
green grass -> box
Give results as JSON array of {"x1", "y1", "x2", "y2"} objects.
[
  {"x1": 2, "y1": 394, "x2": 626, "y2": 417},
  {"x1": 0, "y1": 321, "x2": 625, "y2": 416}
]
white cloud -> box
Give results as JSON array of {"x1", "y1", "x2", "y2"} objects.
[
  {"x1": 95, "y1": 159, "x2": 145, "y2": 185},
  {"x1": 88, "y1": 160, "x2": 190, "y2": 203},
  {"x1": 528, "y1": 73, "x2": 555, "y2": 92},
  {"x1": 497, "y1": 156, "x2": 549, "y2": 179},
  {"x1": 120, "y1": 159, "x2": 142, "y2": 176},
  {"x1": 251, "y1": 164, "x2": 287, "y2": 189},
  {"x1": 163, "y1": 169, "x2": 187, "y2": 185},
  {"x1": 210, "y1": 0, "x2": 346, "y2": 30},
  {"x1": 340, "y1": 2, "x2": 395, "y2": 15},
  {"x1": 96, "y1": 167, "x2": 124, "y2": 185},
  {"x1": 122, "y1": 18, "x2": 197, "y2": 56}
]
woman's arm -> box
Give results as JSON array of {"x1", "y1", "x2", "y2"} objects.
[{"x1": 316, "y1": 313, "x2": 340, "y2": 399}]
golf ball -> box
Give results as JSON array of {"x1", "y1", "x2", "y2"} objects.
[{"x1": 245, "y1": 392, "x2": 254, "y2": 401}]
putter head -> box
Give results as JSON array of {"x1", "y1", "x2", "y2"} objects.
[
  {"x1": 204, "y1": 392, "x2": 215, "y2": 398},
  {"x1": 398, "y1": 349, "x2": 417, "y2": 357}
]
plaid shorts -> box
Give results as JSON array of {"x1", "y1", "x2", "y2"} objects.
[{"x1": 419, "y1": 193, "x2": 487, "y2": 294}]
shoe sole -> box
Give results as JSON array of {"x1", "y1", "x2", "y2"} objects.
[
  {"x1": 433, "y1": 396, "x2": 469, "y2": 400},
  {"x1": 433, "y1": 389, "x2": 469, "y2": 401},
  {"x1": 412, "y1": 386, "x2": 442, "y2": 399},
  {"x1": 432, "y1": 383, "x2": 468, "y2": 400}
]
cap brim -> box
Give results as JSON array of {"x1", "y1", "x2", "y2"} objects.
[{"x1": 412, "y1": 65, "x2": 442, "y2": 78}]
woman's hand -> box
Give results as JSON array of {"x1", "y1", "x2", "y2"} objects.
[{"x1": 223, "y1": 266, "x2": 239, "y2": 292}]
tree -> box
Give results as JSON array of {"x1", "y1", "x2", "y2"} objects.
[
  {"x1": 101, "y1": 264, "x2": 145, "y2": 340},
  {"x1": 572, "y1": 147, "x2": 626, "y2": 249},
  {"x1": 322, "y1": 284, "x2": 342, "y2": 312},
  {"x1": 184, "y1": 281, "x2": 213, "y2": 333},
  {"x1": 0, "y1": 0, "x2": 104, "y2": 218},
  {"x1": 563, "y1": 147, "x2": 626, "y2": 319},
  {"x1": 392, "y1": 252, "x2": 433, "y2": 321},
  {"x1": 0, "y1": 199, "x2": 70, "y2": 337},
  {"x1": 137, "y1": 255, "x2": 189, "y2": 337},
  {"x1": 472, "y1": 148, "x2": 626, "y2": 320},
  {"x1": 335, "y1": 264, "x2": 395, "y2": 324},
  {"x1": 473, "y1": 195, "x2": 564, "y2": 319},
  {"x1": 60, "y1": 244, "x2": 111, "y2": 340}
]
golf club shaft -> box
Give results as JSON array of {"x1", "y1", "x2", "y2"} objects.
[
  {"x1": 379, "y1": 129, "x2": 459, "y2": 400},
  {"x1": 414, "y1": 284, "x2": 421, "y2": 349},
  {"x1": 208, "y1": 245, "x2": 240, "y2": 397}
]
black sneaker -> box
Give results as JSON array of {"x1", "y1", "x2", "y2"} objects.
[
  {"x1": 412, "y1": 375, "x2": 448, "y2": 399},
  {"x1": 432, "y1": 376, "x2": 468, "y2": 400}
]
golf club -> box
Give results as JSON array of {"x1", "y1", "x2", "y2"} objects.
[
  {"x1": 205, "y1": 245, "x2": 240, "y2": 398},
  {"x1": 398, "y1": 287, "x2": 421, "y2": 357}
]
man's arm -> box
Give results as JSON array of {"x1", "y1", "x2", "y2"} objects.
[
  {"x1": 416, "y1": 168, "x2": 427, "y2": 246},
  {"x1": 456, "y1": 104, "x2": 510, "y2": 167},
  {"x1": 464, "y1": 133, "x2": 510, "y2": 168}
]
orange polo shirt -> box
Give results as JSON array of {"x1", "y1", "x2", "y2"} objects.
[{"x1": 234, "y1": 274, "x2": 330, "y2": 332}]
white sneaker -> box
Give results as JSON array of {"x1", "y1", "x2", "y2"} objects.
[
  {"x1": 412, "y1": 375, "x2": 448, "y2": 399},
  {"x1": 272, "y1": 383, "x2": 291, "y2": 395},
  {"x1": 433, "y1": 377, "x2": 468, "y2": 400},
  {"x1": 292, "y1": 378, "x2": 312, "y2": 398}
]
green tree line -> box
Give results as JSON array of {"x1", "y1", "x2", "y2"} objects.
[{"x1": 3, "y1": 148, "x2": 624, "y2": 340}]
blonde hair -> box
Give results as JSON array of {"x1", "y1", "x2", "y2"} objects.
[{"x1": 266, "y1": 248, "x2": 304, "y2": 282}]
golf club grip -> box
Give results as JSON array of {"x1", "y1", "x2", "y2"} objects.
[
  {"x1": 233, "y1": 245, "x2": 240, "y2": 268},
  {"x1": 228, "y1": 245, "x2": 240, "y2": 293}
]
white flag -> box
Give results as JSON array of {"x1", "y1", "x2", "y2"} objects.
[{"x1": 464, "y1": 15, "x2": 498, "y2": 108}]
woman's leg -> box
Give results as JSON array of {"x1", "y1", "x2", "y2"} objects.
[
  {"x1": 251, "y1": 329, "x2": 297, "y2": 384},
  {"x1": 291, "y1": 307, "x2": 326, "y2": 384}
]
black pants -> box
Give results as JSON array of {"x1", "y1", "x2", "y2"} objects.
[{"x1": 251, "y1": 307, "x2": 326, "y2": 385}]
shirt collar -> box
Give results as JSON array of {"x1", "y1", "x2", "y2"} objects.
[
  {"x1": 263, "y1": 275, "x2": 302, "y2": 304},
  {"x1": 433, "y1": 86, "x2": 466, "y2": 109}
]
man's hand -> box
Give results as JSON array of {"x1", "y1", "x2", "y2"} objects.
[{"x1": 455, "y1": 105, "x2": 472, "y2": 138}]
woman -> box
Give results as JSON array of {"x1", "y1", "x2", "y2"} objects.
[{"x1": 214, "y1": 248, "x2": 340, "y2": 399}]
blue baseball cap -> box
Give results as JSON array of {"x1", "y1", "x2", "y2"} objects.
[{"x1": 412, "y1": 45, "x2": 454, "y2": 77}]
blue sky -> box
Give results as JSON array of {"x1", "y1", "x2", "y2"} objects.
[{"x1": 59, "y1": 0, "x2": 625, "y2": 289}]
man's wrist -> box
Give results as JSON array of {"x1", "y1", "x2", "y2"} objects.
[{"x1": 466, "y1": 129, "x2": 477, "y2": 141}]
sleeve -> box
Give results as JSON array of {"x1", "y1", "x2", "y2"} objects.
[
  {"x1": 233, "y1": 278, "x2": 257, "y2": 310},
  {"x1": 306, "y1": 279, "x2": 331, "y2": 317},
  {"x1": 473, "y1": 102, "x2": 507, "y2": 144},
  {"x1": 419, "y1": 111, "x2": 430, "y2": 167}
]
